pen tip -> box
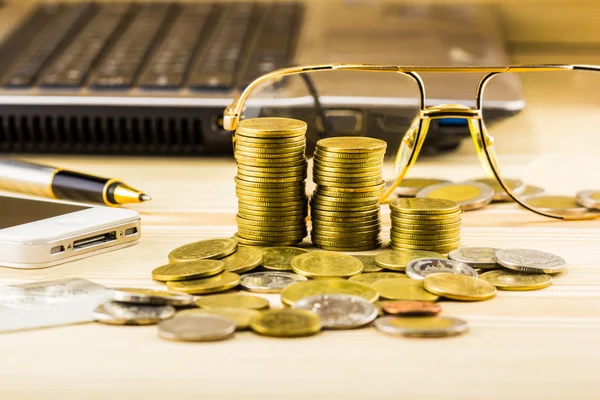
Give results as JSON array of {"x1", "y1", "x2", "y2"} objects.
[{"x1": 139, "y1": 194, "x2": 152, "y2": 202}]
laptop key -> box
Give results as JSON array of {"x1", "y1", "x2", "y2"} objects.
[
  {"x1": 138, "y1": 5, "x2": 212, "y2": 90},
  {"x1": 89, "y1": 4, "x2": 173, "y2": 89},
  {"x1": 187, "y1": 3, "x2": 257, "y2": 90},
  {"x1": 240, "y1": 3, "x2": 302, "y2": 87},
  {"x1": 2, "y1": 4, "x2": 93, "y2": 88},
  {"x1": 38, "y1": 5, "x2": 131, "y2": 88}
]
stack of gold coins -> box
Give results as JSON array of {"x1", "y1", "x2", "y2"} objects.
[
  {"x1": 310, "y1": 137, "x2": 387, "y2": 251},
  {"x1": 234, "y1": 117, "x2": 308, "y2": 246},
  {"x1": 389, "y1": 198, "x2": 461, "y2": 254}
]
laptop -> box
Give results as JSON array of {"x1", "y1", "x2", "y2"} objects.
[{"x1": 0, "y1": 0, "x2": 520, "y2": 156}]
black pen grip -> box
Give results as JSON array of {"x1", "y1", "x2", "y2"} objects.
[{"x1": 52, "y1": 171, "x2": 108, "y2": 204}]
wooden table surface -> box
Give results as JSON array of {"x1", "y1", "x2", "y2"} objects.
[{"x1": 1, "y1": 66, "x2": 600, "y2": 399}]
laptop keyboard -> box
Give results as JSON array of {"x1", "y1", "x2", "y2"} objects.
[{"x1": 0, "y1": 2, "x2": 303, "y2": 91}]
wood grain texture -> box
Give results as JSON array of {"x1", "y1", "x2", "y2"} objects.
[{"x1": 1, "y1": 62, "x2": 600, "y2": 399}]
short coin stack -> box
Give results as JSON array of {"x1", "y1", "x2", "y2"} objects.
[
  {"x1": 310, "y1": 137, "x2": 387, "y2": 251},
  {"x1": 234, "y1": 117, "x2": 308, "y2": 246},
  {"x1": 389, "y1": 198, "x2": 461, "y2": 254}
]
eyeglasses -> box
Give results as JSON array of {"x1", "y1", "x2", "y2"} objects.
[{"x1": 223, "y1": 63, "x2": 600, "y2": 221}]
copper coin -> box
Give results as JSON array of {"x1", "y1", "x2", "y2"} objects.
[{"x1": 380, "y1": 301, "x2": 442, "y2": 316}]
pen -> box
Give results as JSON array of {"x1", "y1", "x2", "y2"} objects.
[{"x1": 0, "y1": 159, "x2": 151, "y2": 206}]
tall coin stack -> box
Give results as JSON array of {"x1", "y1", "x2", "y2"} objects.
[
  {"x1": 234, "y1": 117, "x2": 308, "y2": 246},
  {"x1": 389, "y1": 198, "x2": 461, "y2": 254},
  {"x1": 311, "y1": 137, "x2": 387, "y2": 251}
]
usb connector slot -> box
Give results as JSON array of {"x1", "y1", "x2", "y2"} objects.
[{"x1": 73, "y1": 231, "x2": 117, "y2": 251}]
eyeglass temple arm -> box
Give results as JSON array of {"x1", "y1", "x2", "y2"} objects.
[{"x1": 223, "y1": 64, "x2": 407, "y2": 131}]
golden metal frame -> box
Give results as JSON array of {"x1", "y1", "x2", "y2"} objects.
[{"x1": 223, "y1": 63, "x2": 600, "y2": 220}]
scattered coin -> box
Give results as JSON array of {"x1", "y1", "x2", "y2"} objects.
[
  {"x1": 166, "y1": 272, "x2": 241, "y2": 294},
  {"x1": 375, "y1": 249, "x2": 445, "y2": 271},
  {"x1": 416, "y1": 181, "x2": 493, "y2": 211},
  {"x1": 195, "y1": 293, "x2": 269, "y2": 310},
  {"x1": 522, "y1": 194, "x2": 588, "y2": 216},
  {"x1": 176, "y1": 308, "x2": 260, "y2": 330},
  {"x1": 158, "y1": 315, "x2": 236, "y2": 342},
  {"x1": 520, "y1": 185, "x2": 545, "y2": 197},
  {"x1": 473, "y1": 177, "x2": 525, "y2": 201},
  {"x1": 351, "y1": 255, "x2": 383, "y2": 272},
  {"x1": 152, "y1": 260, "x2": 225, "y2": 282},
  {"x1": 219, "y1": 246, "x2": 263, "y2": 274},
  {"x1": 374, "y1": 316, "x2": 469, "y2": 338},
  {"x1": 479, "y1": 270, "x2": 552, "y2": 291},
  {"x1": 349, "y1": 272, "x2": 408, "y2": 286},
  {"x1": 240, "y1": 271, "x2": 308, "y2": 293},
  {"x1": 495, "y1": 248, "x2": 567, "y2": 274},
  {"x1": 291, "y1": 251, "x2": 364, "y2": 278},
  {"x1": 293, "y1": 294, "x2": 378, "y2": 329},
  {"x1": 94, "y1": 301, "x2": 175, "y2": 326},
  {"x1": 281, "y1": 279, "x2": 379, "y2": 306},
  {"x1": 576, "y1": 190, "x2": 600, "y2": 210},
  {"x1": 380, "y1": 301, "x2": 442, "y2": 316},
  {"x1": 448, "y1": 247, "x2": 499, "y2": 269},
  {"x1": 406, "y1": 258, "x2": 478, "y2": 280},
  {"x1": 261, "y1": 247, "x2": 311, "y2": 271},
  {"x1": 168, "y1": 238, "x2": 238, "y2": 262},
  {"x1": 111, "y1": 288, "x2": 194, "y2": 307},
  {"x1": 250, "y1": 309, "x2": 322, "y2": 337},
  {"x1": 391, "y1": 178, "x2": 452, "y2": 197},
  {"x1": 423, "y1": 273, "x2": 496, "y2": 301},
  {"x1": 373, "y1": 278, "x2": 439, "y2": 302}
]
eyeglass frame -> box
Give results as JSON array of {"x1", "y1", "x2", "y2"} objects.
[{"x1": 223, "y1": 63, "x2": 600, "y2": 221}]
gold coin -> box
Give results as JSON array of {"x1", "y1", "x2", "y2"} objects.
[
  {"x1": 390, "y1": 231, "x2": 460, "y2": 242},
  {"x1": 313, "y1": 243, "x2": 382, "y2": 252},
  {"x1": 235, "y1": 143, "x2": 305, "y2": 154},
  {"x1": 389, "y1": 198, "x2": 460, "y2": 215},
  {"x1": 235, "y1": 155, "x2": 306, "y2": 166},
  {"x1": 311, "y1": 195, "x2": 379, "y2": 207},
  {"x1": 237, "y1": 197, "x2": 307, "y2": 208},
  {"x1": 390, "y1": 211, "x2": 462, "y2": 221},
  {"x1": 522, "y1": 194, "x2": 589, "y2": 216},
  {"x1": 351, "y1": 255, "x2": 383, "y2": 272},
  {"x1": 237, "y1": 208, "x2": 307, "y2": 217},
  {"x1": 235, "y1": 175, "x2": 306, "y2": 184},
  {"x1": 250, "y1": 309, "x2": 321, "y2": 337},
  {"x1": 317, "y1": 181, "x2": 386, "y2": 193},
  {"x1": 237, "y1": 222, "x2": 306, "y2": 233},
  {"x1": 195, "y1": 293, "x2": 269, "y2": 310},
  {"x1": 316, "y1": 136, "x2": 387, "y2": 153},
  {"x1": 235, "y1": 134, "x2": 306, "y2": 144},
  {"x1": 310, "y1": 236, "x2": 381, "y2": 247},
  {"x1": 349, "y1": 272, "x2": 408, "y2": 286},
  {"x1": 152, "y1": 260, "x2": 225, "y2": 282},
  {"x1": 237, "y1": 163, "x2": 307, "y2": 174},
  {"x1": 416, "y1": 182, "x2": 494, "y2": 211},
  {"x1": 236, "y1": 216, "x2": 305, "y2": 227},
  {"x1": 176, "y1": 308, "x2": 260, "y2": 330},
  {"x1": 310, "y1": 229, "x2": 380, "y2": 239},
  {"x1": 313, "y1": 179, "x2": 384, "y2": 188},
  {"x1": 375, "y1": 316, "x2": 468, "y2": 338},
  {"x1": 423, "y1": 273, "x2": 496, "y2": 301},
  {"x1": 313, "y1": 150, "x2": 386, "y2": 160},
  {"x1": 235, "y1": 149, "x2": 305, "y2": 159},
  {"x1": 237, "y1": 170, "x2": 307, "y2": 179},
  {"x1": 311, "y1": 219, "x2": 381, "y2": 229},
  {"x1": 372, "y1": 278, "x2": 440, "y2": 302},
  {"x1": 315, "y1": 164, "x2": 383, "y2": 174},
  {"x1": 312, "y1": 215, "x2": 380, "y2": 224},
  {"x1": 316, "y1": 189, "x2": 382, "y2": 199},
  {"x1": 311, "y1": 208, "x2": 380, "y2": 218},
  {"x1": 473, "y1": 177, "x2": 525, "y2": 201},
  {"x1": 167, "y1": 272, "x2": 241, "y2": 295},
  {"x1": 374, "y1": 249, "x2": 445, "y2": 271},
  {"x1": 168, "y1": 238, "x2": 238, "y2": 262},
  {"x1": 281, "y1": 279, "x2": 379, "y2": 306},
  {"x1": 310, "y1": 202, "x2": 378, "y2": 213},
  {"x1": 291, "y1": 251, "x2": 364, "y2": 278},
  {"x1": 392, "y1": 226, "x2": 461, "y2": 236},
  {"x1": 261, "y1": 247, "x2": 311, "y2": 271},
  {"x1": 392, "y1": 178, "x2": 452, "y2": 197},
  {"x1": 234, "y1": 234, "x2": 303, "y2": 247},
  {"x1": 237, "y1": 231, "x2": 307, "y2": 242},
  {"x1": 236, "y1": 117, "x2": 307, "y2": 137},
  {"x1": 390, "y1": 242, "x2": 460, "y2": 253},
  {"x1": 479, "y1": 270, "x2": 552, "y2": 291},
  {"x1": 391, "y1": 237, "x2": 461, "y2": 246},
  {"x1": 392, "y1": 220, "x2": 462, "y2": 231},
  {"x1": 219, "y1": 246, "x2": 263, "y2": 274},
  {"x1": 312, "y1": 159, "x2": 384, "y2": 169}
]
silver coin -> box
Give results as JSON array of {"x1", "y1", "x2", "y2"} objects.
[
  {"x1": 374, "y1": 316, "x2": 469, "y2": 338},
  {"x1": 405, "y1": 258, "x2": 478, "y2": 280},
  {"x1": 448, "y1": 247, "x2": 499, "y2": 269},
  {"x1": 416, "y1": 181, "x2": 494, "y2": 211},
  {"x1": 93, "y1": 301, "x2": 175, "y2": 326},
  {"x1": 240, "y1": 271, "x2": 308, "y2": 293},
  {"x1": 292, "y1": 294, "x2": 377, "y2": 329},
  {"x1": 158, "y1": 315, "x2": 236, "y2": 342},
  {"x1": 576, "y1": 190, "x2": 600, "y2": 210},
  {"x1": 111, "y1": 288, "x2": 194, "y2": 306},
  {"x1": 495, "y1": 248, "x2": 566, "y2": 274}
]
